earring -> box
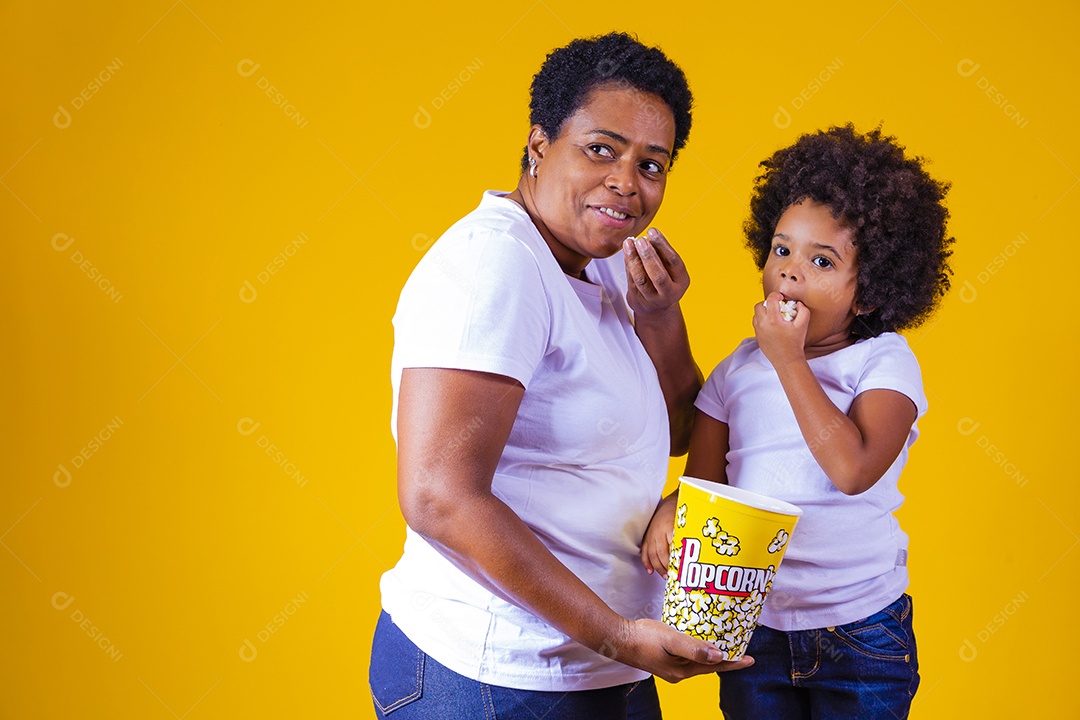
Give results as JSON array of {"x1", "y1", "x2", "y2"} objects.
[{"x1": 529, "y1": 157, "x2": 538, "y2": 178}]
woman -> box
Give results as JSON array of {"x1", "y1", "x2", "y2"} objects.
[{"x1": 370, "y1": 33, "x2": 751, "y2": 719}]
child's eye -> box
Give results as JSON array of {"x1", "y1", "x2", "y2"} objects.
[
  {"x1": 772, "y1": 245, "x2": 789, "y2": 257},
  {"x1": 812, "y1": 256, "x2": 833, "y2": 269},
  {"x1": 589, "y1": 144, "x2": 614, "y2": 158}
]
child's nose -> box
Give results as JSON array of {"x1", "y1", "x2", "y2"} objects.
[{"x1": 780, "y1": 268, "x2": 799, "y2": 282}]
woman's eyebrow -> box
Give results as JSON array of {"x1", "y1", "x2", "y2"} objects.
[{"x1": 589, "y1": 128, "x2": 672, "y2": 158}]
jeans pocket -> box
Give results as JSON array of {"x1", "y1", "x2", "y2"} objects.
[
  {"x1": 370, "y1": 613, "x2": 425, "y2": 715},
  {"x1": 828, "y1": 598, "x2": 912, "y2": 661}
]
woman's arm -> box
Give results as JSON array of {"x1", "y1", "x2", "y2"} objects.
[
  {"x1": 624, "y1": 230, "x2": 702, "y2": 456},
  {"x1": 397, "y1": 366, "x2": 752, "y2": 681},
  {"x1": 753, "y1": 294, "x2": 916, "y2": 495}
]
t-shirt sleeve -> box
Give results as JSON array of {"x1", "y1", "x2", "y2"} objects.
[
  {"x1": 856, "y1": 334, "x2": 928, "y2": 418},
  {"x1": 392, "y1": 229, "x2": 551, "y2": 388},
  {"x1": 694, "y1": 353, "x2": 738, "y2": 423}
]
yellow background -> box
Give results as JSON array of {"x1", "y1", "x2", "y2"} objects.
[{"x1": 2, "y1": 1, "x2": 1075, "y2": 717}]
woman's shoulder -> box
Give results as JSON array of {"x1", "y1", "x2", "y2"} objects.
[
  {"x1": 430, "y1": 192, "x2": 551, "y2": 272},
  {"x1": 444, "y1": 191, "x2": 538, "y2": 242}
]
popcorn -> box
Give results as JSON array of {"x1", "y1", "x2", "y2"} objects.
[
  {"x1": 661, "y1": 557, "x2": 773, "y2": 658},
  {"x1": 778, "y1": 300, "x2": 798, "y2": 322},
  {"x1": 768, "y1": 529, "x2": 790, "y2": 554},
  {"x1": 702, "y1": 517, "x2": 741, "y2": 557},
  {"x1": 764, "y1": 298, "x2": 798, "y2": 321},
  {"x1": 662, "y1": 477, "x2": 802, "y2": 660}
]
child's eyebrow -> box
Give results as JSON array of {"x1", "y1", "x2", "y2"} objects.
[
  {"x1": 772, "y1": 234, "x2": 848, "y2": 263},
  {"x1": 812, "y1": 243, "x2": 846, "y2": 261}
]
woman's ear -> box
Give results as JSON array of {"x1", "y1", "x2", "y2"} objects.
[{"x1": 526, "y1": 125, "x2": 549, "y2": 162}]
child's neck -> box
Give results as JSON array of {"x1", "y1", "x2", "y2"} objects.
[{"x1": 804, "y1": 332, "x2": 860, "y2": 360}]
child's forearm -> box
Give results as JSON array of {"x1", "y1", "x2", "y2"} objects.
[{"x1": 771, "y1": 358, "x2": 883, "y2": 495}]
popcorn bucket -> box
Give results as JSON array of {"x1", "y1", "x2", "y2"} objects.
[{"x1": 661, "y1": 477, "x2": 802, "y2": 660}]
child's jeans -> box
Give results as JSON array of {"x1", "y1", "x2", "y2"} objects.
[{"x1": 719, "y1": 593, "x2": 919, "y2": 720}]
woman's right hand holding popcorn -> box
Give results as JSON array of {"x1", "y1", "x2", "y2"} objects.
[{"x1": 609, "y1": 617, "x2": 754, "y2": 683}]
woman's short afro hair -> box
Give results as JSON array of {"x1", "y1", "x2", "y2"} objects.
[
  {"x1": 744, "y1": 124, "x2": 955, "y2": 337},
  {"x1": 522, "y1": 32, "x2": 693, "y2": 171}
]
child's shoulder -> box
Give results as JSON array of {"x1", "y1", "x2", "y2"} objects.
[
  {"x1": 704, "y1": 337, "x2": 763, "y2": 382},
  {"x1": 848, "y1": 332, "x2": 918, "y2": 363},
  {"x1": 718, "y1": 337, "x2": 761, "y2": 367}
]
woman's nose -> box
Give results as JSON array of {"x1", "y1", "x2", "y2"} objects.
[{"x1": 606, "y1": 162, "x2": 636, "y2": 195}]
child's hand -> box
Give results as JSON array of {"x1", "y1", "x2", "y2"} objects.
[
  {"x1": 641, "y1": 492, "x2": 678, "y2": 575},
  {"x1": 753, "y1": 291, "x2": 809, "y2": 367}
]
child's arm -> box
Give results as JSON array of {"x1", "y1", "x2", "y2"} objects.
[
  {"x1": 755, "y1": 292, "x2": 916, "y2": 495},
  {"x1": 642, "y1": 410, "x2": 729, "y2": 573}
]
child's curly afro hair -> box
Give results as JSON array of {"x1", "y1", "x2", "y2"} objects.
[{"x1": 744, "y1": 124, "x2": 955, "y2": 338}]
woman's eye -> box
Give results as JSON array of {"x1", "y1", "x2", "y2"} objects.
[
  {"x1": 589, "y1": 144, "x2": 614, "y2": 158},
  {"x1": 641, "y1": 160, "x2": 665, "y2": 174},
  {"x1": 813, "y1": 256, "x2": 833, "y2": 269}
]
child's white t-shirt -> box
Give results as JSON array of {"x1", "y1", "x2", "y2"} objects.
[
  {"x1": 381, "y1": 191, "x2": 669, "y2": 691},
  {"x1": 695, "y1": 333, "x2": 927, "y2": 631}
]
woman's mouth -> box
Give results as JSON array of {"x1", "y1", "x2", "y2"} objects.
[{"x1": 591, "y1": 205, "x2": 635, "y2": 227}]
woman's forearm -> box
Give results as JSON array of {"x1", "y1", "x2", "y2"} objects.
[
  {"x1": 634, "y1": 305, "x2": 702, "y2": 455},
  {"x1": 403, "y1": 481, "x2": 627, "y2": 654}
]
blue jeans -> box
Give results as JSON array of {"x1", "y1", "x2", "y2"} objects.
[
  {"x1": 719, "y1": 594, "x2": 919, "y2": 720},
  {"x1": 369, "y1": 611, "x2": 662, "y2": 719}
]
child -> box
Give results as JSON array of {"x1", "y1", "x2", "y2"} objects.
[{"x1": 642, "y1": 125, "x2": 954, "y2": 719}]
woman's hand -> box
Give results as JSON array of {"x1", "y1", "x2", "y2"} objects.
[
  {"x1": 753, "y1": 291, "x2": 809, "y2": 368},
  {"x1": 623, "y1": 228, "x2": 689, "y2": 317},
  {"x1": 624, "y1": 228, "x2": 701, "y2": 454},
  {"x1": 641, "y1": 492, "x2": 678, "y2": 575},
  {"x1": 610, "y1": 617, "x2": 754, "y2": 683}
]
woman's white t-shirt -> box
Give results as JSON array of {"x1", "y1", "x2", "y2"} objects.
[{"x1": 381, "y1": 191, "x2": 669, "y2": 691}]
